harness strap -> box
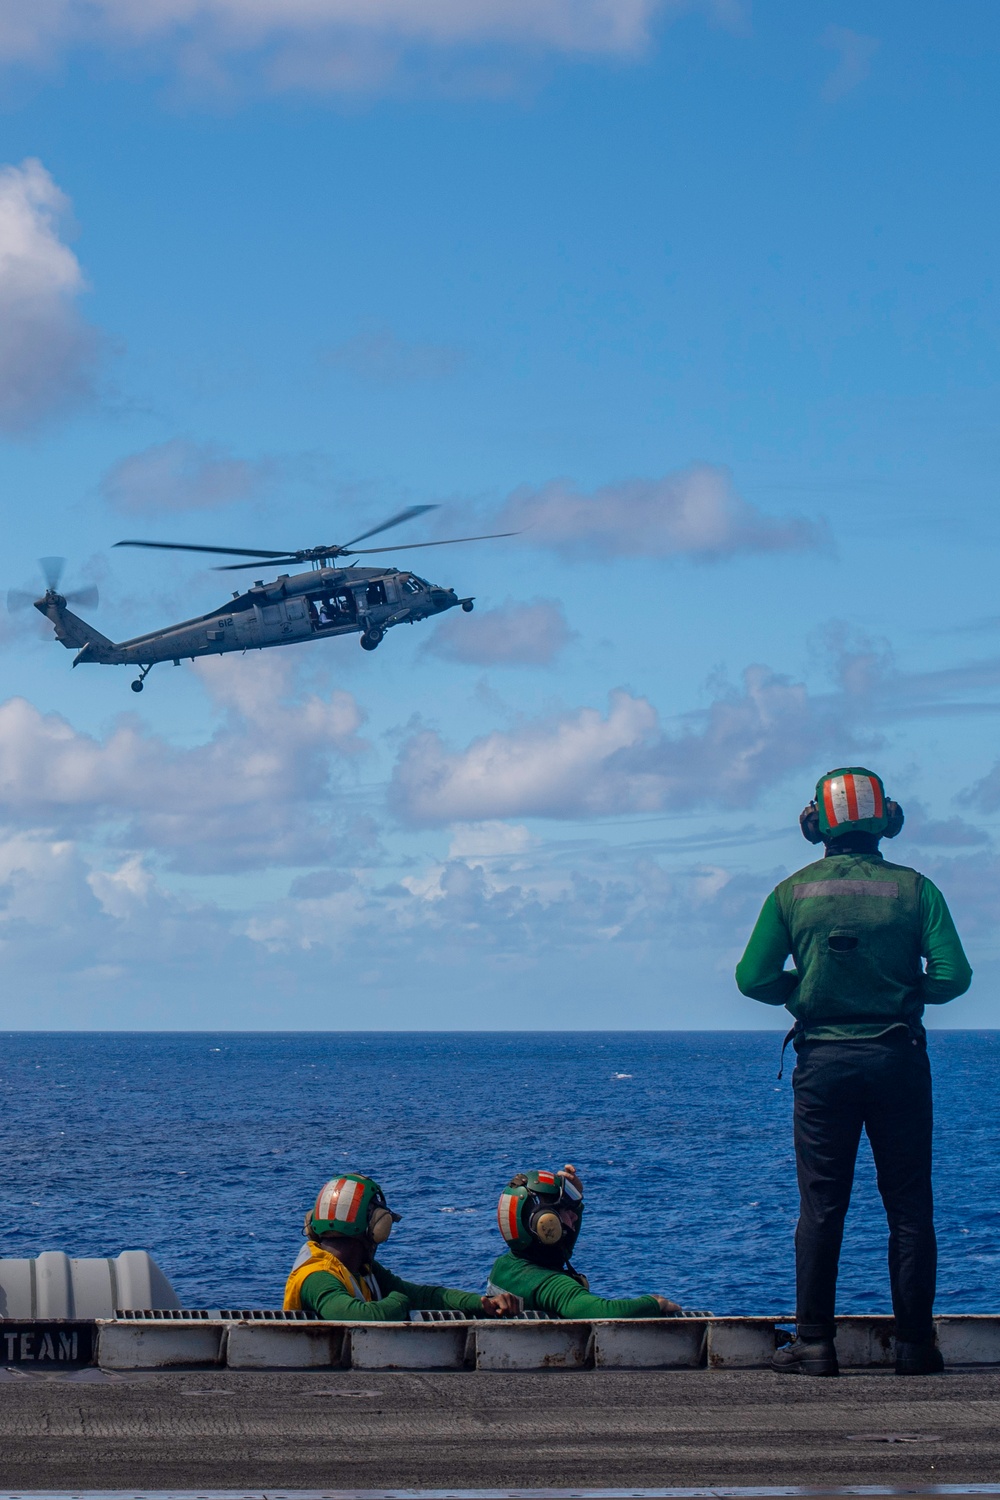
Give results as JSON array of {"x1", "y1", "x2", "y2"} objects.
[{"x1": 777, "y1": 1023, "x2": 798, "y2": 1080}]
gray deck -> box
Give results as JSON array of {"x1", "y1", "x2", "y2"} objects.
[{"x1": 0, "y1": 1367, "x2": 997, "y2": 1491}]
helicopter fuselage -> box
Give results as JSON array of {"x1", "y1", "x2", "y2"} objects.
[{"x1": 36, "y1": 564, "x2": 472, "y2": 680}]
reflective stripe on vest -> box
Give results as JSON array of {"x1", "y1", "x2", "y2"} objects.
[{"x1": 283, "y1": 1241, "x2": 382, "y2": 1311}]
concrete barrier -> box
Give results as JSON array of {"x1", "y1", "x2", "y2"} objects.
[
  {"x1": 97, "y1": 1321, "x2": 225, "y2": 1369},
  {"x1": 936, "y1": 1315, "x2": 1000, "y2": 1365},
  {"x1": 225, "y1": 1322, "x2": 346, "y2": 1369},
  {"x1": 595, "y1": 1318, "x2": 705, "y2": 1369},
  {"x1": 0, "y1": 1250, "x2": 179, "y2": 1319},
  {"x1": 350, "y1": 1322, "x2": 471, "y2": 1370},
  {"x1": 77, "y1": 1312, "x2": 1000, "y2": 1371},
  {"x1": 475, "y1": 1320, "x2": 591, "y2": 1370},
  {"x1": 707, "y1": 1318, "x2": 777, "y2": 1369},
  {"x1": 833, "y1": 1315, "x2": 895, "y2": 1368}
]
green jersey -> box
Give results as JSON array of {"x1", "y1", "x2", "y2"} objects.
[
  {"x1": 301, "y1": 1262, "x2": 485, "y2": 1322},
  {"x1": 488, "y1": 1251, "x2": 663, "y2": 1319},
  {"x1": 735, "y1": 851, "x2": 972, "y2": 1041}
]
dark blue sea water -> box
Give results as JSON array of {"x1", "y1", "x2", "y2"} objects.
[{"x1": 0, "y1": 1031, "x2": 994, "y2": 1315}]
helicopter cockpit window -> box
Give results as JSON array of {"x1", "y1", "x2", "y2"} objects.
[
  {"x1": 402, "y1": 576, "x2": 422, "y2": 594},
  {"x1": 366, "y1": 580, "x2": 388, "y2": 607}
]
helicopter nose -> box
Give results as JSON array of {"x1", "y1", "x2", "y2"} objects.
[{"x1": 429, "y1": 588, "x2": 457, "y2": 611}]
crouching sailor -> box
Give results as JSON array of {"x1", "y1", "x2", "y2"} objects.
[
  {"x1": 488, "y1": 1165, "x2": 684, "y2": 1317},
  {"x1": 285, "y1": 1173, "x2": 518, "y2": 1320}
]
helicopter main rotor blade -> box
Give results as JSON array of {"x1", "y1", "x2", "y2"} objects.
[
  {"x1": 350, "y1": 530, "x2": 520, "y2": 556},
  {"x1": 114, "y1": 539, "x2": 295, "y2": 559},
  {"x1": 340, "y1": 504, "x2": 438, "y2": 551},
  {"x1": 213, "y1": 556, "x2": 304, "y2": 572}
]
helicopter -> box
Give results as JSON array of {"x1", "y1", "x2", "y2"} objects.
[{"x1": 11, "y1": 506, "x2": 514, "y2": 692}]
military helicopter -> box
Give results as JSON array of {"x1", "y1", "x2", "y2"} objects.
[{"x1": 11, "y1": 506, "x2": 513, "y2": 692}]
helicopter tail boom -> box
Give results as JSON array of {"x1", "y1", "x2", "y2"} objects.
[{"x1": 34, "y1": 596, "x2": 122, "y2": 664}]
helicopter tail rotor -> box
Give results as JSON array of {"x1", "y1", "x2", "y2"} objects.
[
  {"x1": 39, "y1": 556, "x2": 65, "y2": 592},
  {"x1": 6, "y1": 560, "x2": 99, "y2": 615},
  {"x1": 62, "y1": 584, "x2": 99, "y2": 609}
]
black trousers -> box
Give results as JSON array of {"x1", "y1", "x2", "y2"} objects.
[{"x1": 792, "y1": 1033, "x2": 936, "y2": 1345}]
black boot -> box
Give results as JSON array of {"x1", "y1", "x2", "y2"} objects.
[
  {"x1": 895, "y1": 1340, "x2": 944, "y2": 1375},
  {"x1": 771, "y1": 1337, "x2": 839, "y2": 1376}
]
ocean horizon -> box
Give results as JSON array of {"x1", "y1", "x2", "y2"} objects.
[{"x1": 0, "y1": 1029, "x2": 994, "y2": 1317}]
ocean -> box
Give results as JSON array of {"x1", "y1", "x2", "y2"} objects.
[{"x1": 0, "y1": 1030, "x2": 994, "y2": 1315}]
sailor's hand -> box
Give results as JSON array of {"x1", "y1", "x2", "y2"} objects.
[
  {"x1": 558, "y1": 1163, "x2": 583, "y2": 1195},
  {"x1": 653, "y1": 1295, "x2": 682, "y2": 1315},
  {"x1": 480, "y1": 1293, "x2": 520, "y2": 1318}
]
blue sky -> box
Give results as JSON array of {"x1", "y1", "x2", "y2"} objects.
[{"x1": 1, "y1": 0, "x2": 999, "y2": 1028}]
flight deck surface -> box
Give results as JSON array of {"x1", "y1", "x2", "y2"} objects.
[{"x1": 0, "y1": 1368, "x2": 996, "y2": 1492}]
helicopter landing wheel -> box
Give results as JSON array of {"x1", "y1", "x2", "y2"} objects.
[
  {"x1": 131, "y1": 679, "x2": 144, "y2": 693},
  {"x1": 360, "y1": 628, "x2": 384, "y2": 651}
]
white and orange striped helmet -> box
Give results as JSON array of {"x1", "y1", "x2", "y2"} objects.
[
  {"x1": 498, "y1": 1169, "x2": 584, "y2": 1252},
  {"x1": 307, "y1": 1174, "x2": 400, "y2": 1244},
  {"x1": 804, "y1": 766, "x2": 903, "y2": 843}
]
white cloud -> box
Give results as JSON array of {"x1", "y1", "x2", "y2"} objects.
[
  {"x1": 821, "y1": 25, "x2": 879, "y2": 103},
  {"x1": 101, "y1": 438, "x2": 278, "y2": 515},
  {"x1": 390, "y1": 667, "x2": 839, "y2": 826},
  {"x1": 496, "y1": 464, "x2": 825, "y2": 562},
  {"x1": 426, "y1": 598, "x2": 573, "y2": 667},
  {"x1": 0, "y1": 653, "x2": 367, "y2": 872},
  {"x1": 897, "y1": 801, "x2": 989, "y2": 850},
  {"x1": 0, "y1": 808, "x2": 779, "y2": 1028},
  {"x1": 0, "y1": 0, "x2": 684, "y2": 94},
  {"x1": 447, "y1": 821, "x2": 536, "y2": 861},
  {"x1": 0, "y1": 159, "x2": 100, "y2": 435},
  {"x1": 321, "y1": 327, "x2": 464, "y2": 384},
  {"x1": 87, "y1": 853, "x2": 155, "y2": 917},
  {"x1": 248, "y1": 835, "x2": 773, "y2": 970}
]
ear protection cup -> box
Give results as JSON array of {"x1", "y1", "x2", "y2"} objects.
[
  {"x1": 530, "y1": 1209, "x2": 563, "y2": 1246},
  {"x1": 883, "y1": 800, "x2": 904, "y2": 838},
  {"x1": 800, "y1": 801, "x2": 823, "y2": 844},
  {"x1": 368, "y1": 1206, "x2": 395, "y2": 1244}
]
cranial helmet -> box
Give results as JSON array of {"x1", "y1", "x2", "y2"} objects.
[
  {"x1": 799, "y1": 766, "x2": 904, "y2": 844},
  {"x1": 306, "y1": 1174, "x2": 400, "y2": 1245},
  {"x1": 497, "y1": 1169, "x2": 584, "y2": 1256}
]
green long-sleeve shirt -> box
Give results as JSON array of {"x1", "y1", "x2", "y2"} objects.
[
  {"x1": 488, "y1": 1251, "x2": 663, "y2": 1319},
  {"x1": 301, "y1": 1262, "x2": 485, "y2": 1322},
  {"x1": 736, "y1": 851, "x2": 972, "y2": 1041}
]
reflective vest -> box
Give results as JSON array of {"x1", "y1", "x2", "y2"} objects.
[{"x1": 283, "y1": 1241, "x2": 383, "y2": 1311}]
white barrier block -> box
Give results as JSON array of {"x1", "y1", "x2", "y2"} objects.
[
  {"x1": 97, "y1": 1322, "x2": 224, "y2": 1369},
  {"x1": 225, "y1": 1323, "x2": 346, "y2": 1369},
  {"x1": 475, "y1": 1321, "x2": 590, "y2": 1370},
  {"x1": 349, "y1": 1323, "x2": 468, "y2": 1370},
  {"x1": 595, "y1": 1319, "x2": 705, "y2": 1369},
  {"x1": 707, "y1": 1318, "x2": 776, "y2": 1369},
  {"x1": 936, "y1": 1315, "x2": 1000, "y2": 1365},
  {"x1": 834, "y1": 1316, "x2": 894, "y2": 1368}
]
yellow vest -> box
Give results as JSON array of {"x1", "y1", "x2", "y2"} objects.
[{"x1": 283, "y1": 1242, "x2": 382, "y2": 1311}]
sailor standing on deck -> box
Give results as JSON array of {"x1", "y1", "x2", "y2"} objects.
[{"x1": 735, "y1": 767, "x2": 972, "y2": 1378}]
